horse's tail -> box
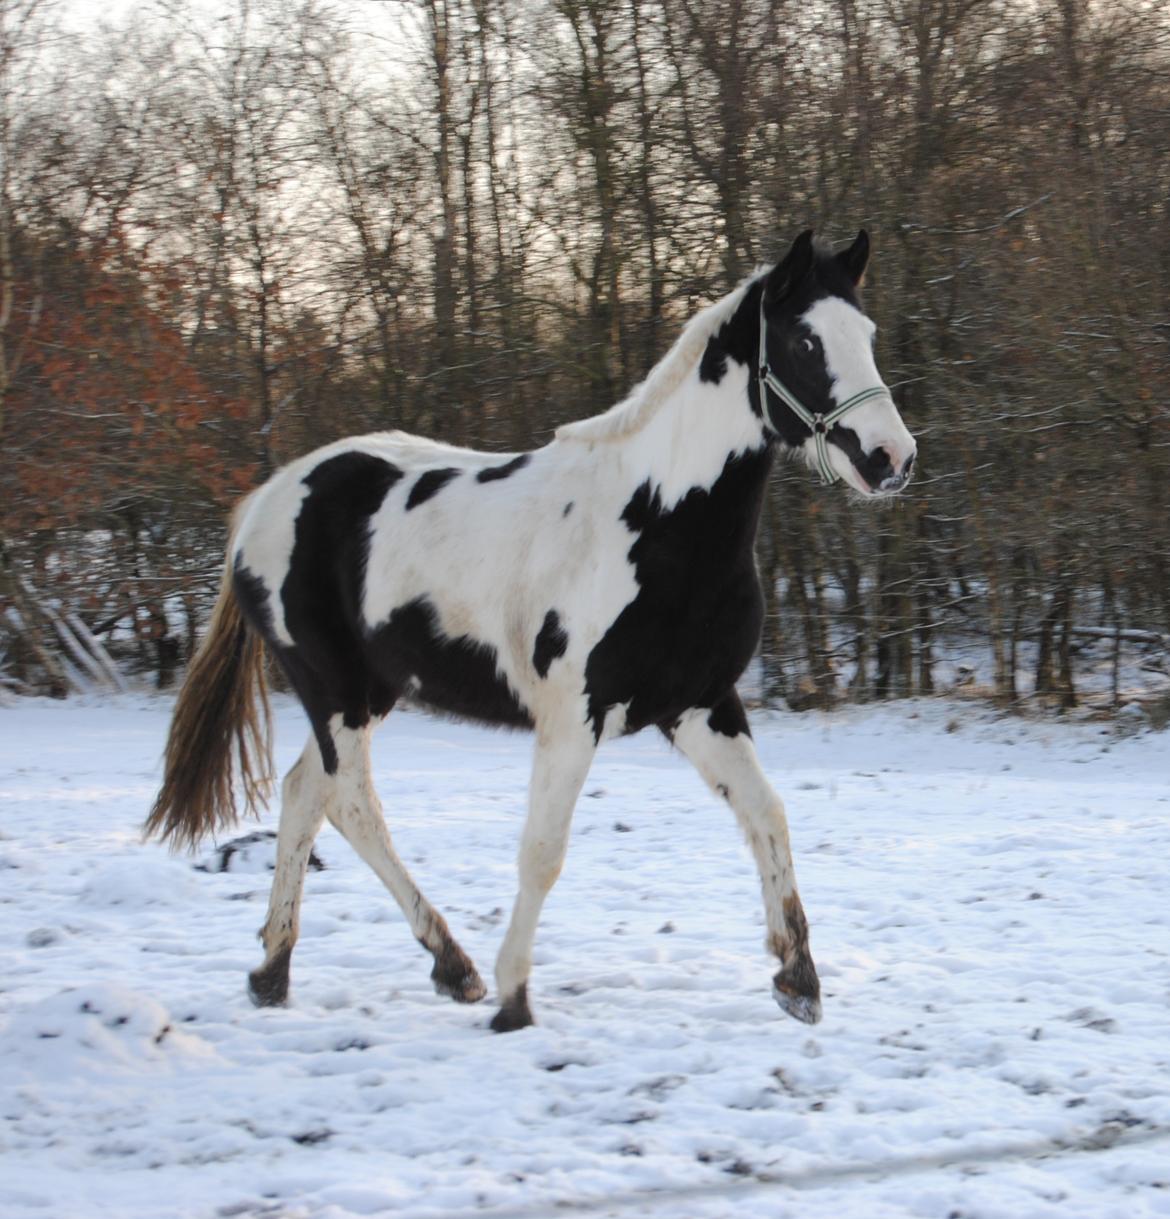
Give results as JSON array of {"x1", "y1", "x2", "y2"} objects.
[{"x1": 144, "y1": 519, "x2": 273, "y2": 852}]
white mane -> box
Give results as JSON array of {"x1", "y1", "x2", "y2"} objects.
[{"x1": 555, "y1": 275, "x2": 758, "y2": 444}]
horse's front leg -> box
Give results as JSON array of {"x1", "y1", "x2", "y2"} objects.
[
  {"x1": 492, "y1": 721, "x2": 596, "y2": 1032},
  {"x1": 670, "y1": 693, "x2": 822, "y2": 1025}
]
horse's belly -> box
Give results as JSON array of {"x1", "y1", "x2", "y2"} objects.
[{"x1": 365, "y1": 595, "x2": 534, "y2": 729}]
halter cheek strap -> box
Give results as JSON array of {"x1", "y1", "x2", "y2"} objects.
[{"x1": 757, "y1": 295, "x2": 889, "y2": 485}]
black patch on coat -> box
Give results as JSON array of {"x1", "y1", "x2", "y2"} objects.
[
  {"x1": 236, "y1": 451, "x2": 404, "y2": 773},
  {"x1": 706, "y1": 690, "x2": 751, "y2": 738},
  {"x1": 368, "y1": 596, "x2": 532, "y2": 729},
  {"x1": 234, "y1": 561, "x2": 278, "y2": 641},
  {"x1": 406, "y1": 466, "x2": 460, "y2": 509},
  {"x1": 584, "y1": 446, "x2": 774, "y2": 742},
  {"x1": 533, "y1": 610, "x2": 569, "y2": 679},
  {"x1": 698, "y1": 338, "x2": 728, "y2": 385},
  {"x1": 563, "y1": 501, "x2": 574, "y2": 517},
  {"x1": 476, "y1": 454, "x2": 530, "y2": 483}
]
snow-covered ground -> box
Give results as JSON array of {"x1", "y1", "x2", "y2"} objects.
[{"x1": 1, "y1": 694, "x2": 1168, "y2": 1219}]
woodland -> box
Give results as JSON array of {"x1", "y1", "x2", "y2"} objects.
[{"x1": 1, "y1": 0, "x2": 1167, "y2": 710}]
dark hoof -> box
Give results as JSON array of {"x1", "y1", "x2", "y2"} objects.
[
  {"x1": 429, "y1": 940, "x2": 487, "y2": 1004},
  {"x1": 773, "y1": 983, "x2": 822, "y2": 1024},
  {"x1": 432, "y1": 963, "x2": 487, "y2": 1004},
  {"x1": 489, "y1": 984, "x2": 534, "y2": 1033},
  {"x1": 248, "y1": 946, "x2": 292, "y2": 1007},
  {"x1": 772, "y1": 958, "x2": 822, "y2": 1025}
]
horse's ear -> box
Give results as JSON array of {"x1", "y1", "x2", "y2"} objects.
[
  {"x1": 765, "y1": 229, "x2": 816, "y2": 303},
  {"x1": 837, "y1": 229, "x2": 870, "y2": 287}
]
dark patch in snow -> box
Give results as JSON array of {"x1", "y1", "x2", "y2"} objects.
[
  {"x1": 629, "y1": 1075, "x2": 687, "y2": 1102},
  {"x1": 291, "y1": 1128, "x2": 334, "y2": 1145},
  {"x1": 1066, "y1": 1006, "x2": 1118, "y2": 1034}
]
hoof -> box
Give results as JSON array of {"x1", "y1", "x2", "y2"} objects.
[
  {"x1": 772, "y1": 956, "x2": 822, "y2": 1025},
  {"x1": 429, "y1": 940, "x2": 487, "y2": 1004},
  {"x1": 489, "y1": 984, "x2": 534, "y2": 1033},
  {"x1": 773, "y1": 982, "x2": 822, "y2": 1025},
  {"x1": 248, "y1": 947, "x2": 292, "y2": 1007},
  {"x1": 433, "y1": 965, "x2": 487, "y2": 1004}
]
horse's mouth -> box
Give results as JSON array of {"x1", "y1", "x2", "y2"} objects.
[{"x1": 849, "y1": 451, "x2": 915, "y2": 497}]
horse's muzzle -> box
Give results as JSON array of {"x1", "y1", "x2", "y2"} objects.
[{"x1": 877, "y1": 449, "x2": 915, "y2": 494}]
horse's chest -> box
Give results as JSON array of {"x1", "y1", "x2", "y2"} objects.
[{"x1": 584, "y1": 558, "x2": 764, "y2": 739}]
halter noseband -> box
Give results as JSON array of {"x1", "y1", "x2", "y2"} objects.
[{"x1": 757, "y1": 294, "x2": 889, "y2": 485}]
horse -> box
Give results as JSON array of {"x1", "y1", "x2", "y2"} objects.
[{"x1": 146, "y1": 229, "x2": 916, "y2": 1032}]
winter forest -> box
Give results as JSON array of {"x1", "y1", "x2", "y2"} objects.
[{"x1": 1, "y1": 0, "x2": 1168, "y2": 711}]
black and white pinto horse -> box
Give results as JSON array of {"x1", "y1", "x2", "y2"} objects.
[{"x1": 147, "y1": 230, "x2": 916, "y2": 1032}]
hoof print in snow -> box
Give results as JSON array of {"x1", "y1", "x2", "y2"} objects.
[
  {"x1": 629, "y1": 1074, "x2": 687, "y2": 1101},
  {"x1": 1065, "y1": 1006, "x2": 1118, "y2": 1034},
  {"x1": 291, "y1": 1128, "x2": 333, "y2": 1146},
  {"x1": 199, "y1": 831, "x2": 325, "y2": 876},
  {"x1": 696, "y1": 1149, "x2": 752, "y2": 1175},
  {"x1": 543, "y1": 1057, "x2": 591, "y2": 1073},
  {"x1": 7, "y1": 984, "x2": 207, "y2": 1076},
  {"x1": 26, "y1": 927, "x2": 61, "y2": 948},
  {"x1": 1086, "y1": 1113, "x2": 1147, "y2": 1149}
]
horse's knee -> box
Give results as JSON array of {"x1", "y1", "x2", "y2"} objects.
[{"x1": 518, "y1": 840, "x2": 565, "y2": 894}]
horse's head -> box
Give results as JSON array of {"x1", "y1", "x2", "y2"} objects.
[{"x1": 759, "y1": 230, "x2": 916, "y2": 497}]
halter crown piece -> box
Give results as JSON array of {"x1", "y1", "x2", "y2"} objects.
[{"x1": 757, "y1": 294, "x2": 890, "y2": 485}]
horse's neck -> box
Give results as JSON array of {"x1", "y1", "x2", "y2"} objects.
[{"x1": 614, "y1": 354, "x2": 770, "y2": 514}]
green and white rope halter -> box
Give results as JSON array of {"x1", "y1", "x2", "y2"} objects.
[{"x1": 757, "y1": 294, "x2": 890, "y2": 485}]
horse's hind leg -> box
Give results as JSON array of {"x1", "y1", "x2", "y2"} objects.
[
  {"x1": 326, "y1": 720, "x2": 486, "y2": 1003},
  {"x1": 249, "y1": 738, "x2": 329, "y2": 1006},
  {"x1": 492, "y1": 723, "x2": 595, "y2": 1032},
  {"x1": 670, "y1": 693, "x2": 822, "y2": 1025}
]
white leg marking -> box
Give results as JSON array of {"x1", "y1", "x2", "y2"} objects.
[
  {"x1": 250, "y1": 737, "x2": 329, "y2": 1004},
  {"x1": 672, "y1": 706, "x2": 822, "y2": 1024},
  {"x1": 493, "y1": 723, "x2": 596, "y2": 1027},
  {"x1": 324, "y1": 721, "x2": 484, "y2": 1001}
]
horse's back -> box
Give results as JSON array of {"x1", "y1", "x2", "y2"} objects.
[{"x1": 230, "y1": 431, "x2": 577, "y2": 734}]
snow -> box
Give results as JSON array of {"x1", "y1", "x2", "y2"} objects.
[{"x1": 1, "y1": 694, "x2": 1168, "y2": 1218}]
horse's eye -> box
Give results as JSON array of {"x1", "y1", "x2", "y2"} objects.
[{"x1": 799, "y1": 337, "x2": 816, "y2": 356}]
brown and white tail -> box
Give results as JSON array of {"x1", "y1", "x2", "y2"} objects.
[{"x1": 144, "y1": 541, "x2": 273, "y2": 852}]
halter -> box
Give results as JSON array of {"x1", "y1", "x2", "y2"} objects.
[{"x1": 757, "y1": 294, "x2": 890, "y2": 484}]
